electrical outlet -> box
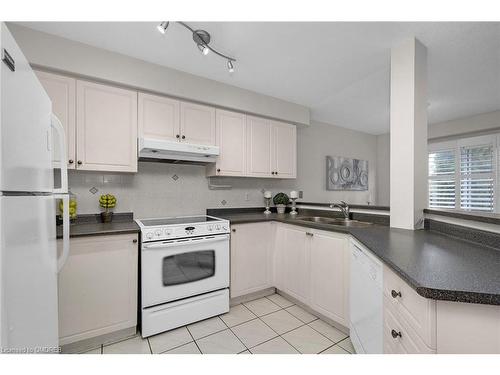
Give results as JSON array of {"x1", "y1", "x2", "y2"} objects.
[
  {"x1": 299, "y1": 191, "x2": 303, "y2": 198},
  {"x1": 245, "y1": 192, "x2": 250, "y2": 201}
]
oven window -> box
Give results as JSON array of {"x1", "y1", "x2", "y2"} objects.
[{"x1": 162, "y1": 250, "x2": 215, "y2": 286}]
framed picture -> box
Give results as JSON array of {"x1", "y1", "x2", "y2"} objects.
[{"x1": 326, "y1": 156, "x2": 368, "y2": 191}]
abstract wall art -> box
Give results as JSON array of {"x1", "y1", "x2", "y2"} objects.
[{"x1": 326, "y1": 156, "x2": 369, "y2": 191}]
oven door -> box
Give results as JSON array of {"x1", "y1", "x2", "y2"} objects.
[{"x1": 141, "y1": 234, "x2": 229, "y2": 308}]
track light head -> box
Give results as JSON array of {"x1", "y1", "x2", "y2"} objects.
[
  {"x1": 227, "y1": 60, "x2": 234, "y2": 73},
  {"x1": 157, "y1": 21, "x2": 169, "y2": 34},
  {"x1": 197, "y1": 44, "x2": 210, "y2": 56}
]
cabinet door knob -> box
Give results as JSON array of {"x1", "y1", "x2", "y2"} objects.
[
  {"x1": 132, "y1": 239, "x2": 138, "y2": 243},
  {"x1": 217, "y1": 168, "x2": 221, "y2": 173},
  {"x1": 182, "y1": 135, "x2": 186, "y2": 139},
  {"x1": 77, "y1": 160, "x2": 82, "y2": 165},
  {"x1": 391, "y1": 290, "x2": 402, "y2": 298},
  {"x1": 68, "y1": 159, "x2": 74, "y2": 164},
  {"x1": 391, "y1": 329, "x2": 402, "y2": 339},
  {"x1": 232, "y1": 228, "x2": 236, "y2": 232},
  {"x1": 176, "y1": 134, "x2": 180, "y2": 139}
]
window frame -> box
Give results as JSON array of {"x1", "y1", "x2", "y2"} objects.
[{"x1": 428, "y1": 134, "x2": 498, "y2": 213}]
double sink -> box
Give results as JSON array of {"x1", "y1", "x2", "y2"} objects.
[{"x1": 295, "y1": 216, "x2": 373, "y2": 228}]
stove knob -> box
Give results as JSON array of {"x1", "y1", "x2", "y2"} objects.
[
  {"x1": 215, "y1": 224, "x2": 220, "y2": 230},
  {"x1": 155, "y1": 229, "x2": 162, "y2": 237},
  {"x1": 146, "y1": 232, "x2": 154, "y2": 239},
  {"x1": 208, "y1": 225, "x2": 213, "y2": 231},
  {"x1": 164, "y1": 229, "x2": 171, "y2": 237}
]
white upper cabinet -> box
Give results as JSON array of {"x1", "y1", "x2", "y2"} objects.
[
  {"x1": 36, "y1": 70, "x2": 76, "y2": 169},
  {"x1": 38, "y1": 71, "x2": 296, "y2": 178},
  {"x1": 246, "y1": 115, "x2": 273, "y2": 177},
  {"x1": 272, "y1": 121, "x2": 297, "y2": 178},
  {"x1": 76, "y1": 80, "x2": 138, "y2": 172},
  {"x1": 211, "y1": 109, "x2": 246, "y2": 176},
  {"x1": 180, "y1": 102, "x2": 216, "y2": 146},
  {"x1": 309, "y1": 231, "x2": 349, "y2": 327},
  {"x1": 138, "y1": 92, "x2": 180, "y2": 142},
  {"x1": 244, "y1": 117, "x2": 297, "y2": 179}
]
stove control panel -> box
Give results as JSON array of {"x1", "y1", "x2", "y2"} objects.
[{"x1": 140, "y1": 219, "x2": 230, "y2": 243}]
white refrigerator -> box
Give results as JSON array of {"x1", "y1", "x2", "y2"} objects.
[{"x1": 0, "y1": 23, "x2": 70, "y2": 353}]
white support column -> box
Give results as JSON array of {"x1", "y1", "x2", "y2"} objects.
[{"x1": 390, "y1": 38, "x2": 428, "y2": 230}]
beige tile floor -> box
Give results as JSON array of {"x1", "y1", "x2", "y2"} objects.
[{"x1": 81, "y1": 293, "x2": 354, "y2": 354}]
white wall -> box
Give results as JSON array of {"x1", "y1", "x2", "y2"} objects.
[
  {"x1": 376, "y1": 133, "x2": 390, "y2": 206},
  {"x1": 296, "y1": 121, "x2": 377, "y2": 204},
  {"x1": 7, "y1": 23, "x2": 310, "y2": 126},
  {"x1": 429, "y1": 110, "x2": 500, "y2": 140},
  {"x1": 68, "y1": 120, "x2": 379, "y2": 217}
]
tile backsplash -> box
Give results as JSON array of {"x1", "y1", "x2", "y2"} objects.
[{"x1": 68, "y1": 161, "x2": 295, "y2": 218}]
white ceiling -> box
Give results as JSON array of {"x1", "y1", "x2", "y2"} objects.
[{"x1": 17, "y1": 22, "x2": 500, "y2": 134}]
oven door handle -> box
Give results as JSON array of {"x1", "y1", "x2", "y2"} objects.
[{"x1": 142, "y1": 234, "x2": 229, "y2": 250}]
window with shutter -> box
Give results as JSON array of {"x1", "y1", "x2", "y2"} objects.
[
  {"x1": 460, "y1": 144, "x2": 494, "y2": 212},
  {"x1": 428, "y1": 134, "x2": 498, "y2": 213},
  {"x1": 428, "y1": 149, "x2": 456, "y2": 209}
]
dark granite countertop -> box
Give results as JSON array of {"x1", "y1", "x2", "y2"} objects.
[
  {"x1": 297, "y1": 202, "x2": 390, "y2": 211},
  {"x1": 214, "y1": 210, "x2": 500, "y2": 306},
  {"x1": 424, "y1": 208, "x2": 500, "y2": 225},
  {"x1": 56, "y1": 213, "x2": 140, "y2": 239}
]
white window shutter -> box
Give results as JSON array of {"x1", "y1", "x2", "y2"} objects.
[
  {"x1": 460, "y1": 144, "x2": 495, "y2": 212},
  {"x1": 428, "y1": 149, "x2": 456, "y2": 209}
]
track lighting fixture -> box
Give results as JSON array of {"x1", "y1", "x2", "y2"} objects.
[
  {"x1": 157, "y1": 21, "x2": 169, "y2": 34},
  {"x1": 197, "y1": 43, "x2": 210, "y2": 56},
  {"x1": 157, "y1": 21, "x2": 236, "y2": 73}
]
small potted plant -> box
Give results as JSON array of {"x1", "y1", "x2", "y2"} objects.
[
  {"x1": 99, "y1": 194, "x2": 116, "y2": 223},
  {"x1": 58, "y1": 195, "x2": 78, "y2": 224},
  {"x1": 273, "y1": 192, "x2": 290, "y2": 214}
]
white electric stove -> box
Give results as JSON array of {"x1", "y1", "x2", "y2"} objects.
[{"x1": 135, "y1": 215, "x2": 230, "y2": 338}]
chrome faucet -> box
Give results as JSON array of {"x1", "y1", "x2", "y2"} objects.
[{"x1": 330, "y1": 201, "x2": 350, "y2": 220}]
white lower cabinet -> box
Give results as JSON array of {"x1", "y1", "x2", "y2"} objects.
[
  {"x1": 230, "y1": 223, "x2": 274, "y2": 298},
  {"x1": 233, "y1": 222, "x2": 349, "y2": 327},
  {"x1": 281, "y1": 225, "x2": 310, "y2": 304},
  {"x1": 383, "y1": 265, "x2": 436, "y2": 354},
  {"x1": 436, "y1": 300, "x2": 500, "y2": 354},
  {"x1": 57, "y1": 234, "x2": 138, "y2": 346},
  {"x1": 383, "y1": 298, "x2": 435, "y2": 354},
  {"x1": 309, "y1": 231, "x2": 350, "y2": 327}
]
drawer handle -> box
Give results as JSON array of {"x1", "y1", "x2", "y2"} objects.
[
  {"x1": 306, "y1": 232, "x2": 314, "y2": 237},
  {"x1": 232, "y1": 228, "x2": 236, "y2": 233},
  {"x1": 391, "y1": 290, "x2": 402, "y2": 298},
  {"x1": 132, "y1": 239, "x2": 138, "y2": 243},
  {"x1": 391, "y1": 329, "x2": 402, "y2": 339}
]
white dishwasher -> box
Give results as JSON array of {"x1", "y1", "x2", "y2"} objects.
[{"x1": 349, "y1": 239, "x2": 383, "y2": 354}]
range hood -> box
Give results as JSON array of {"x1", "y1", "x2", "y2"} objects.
[{"x1": 138, "y1": 137, "x2": 219, "y2": 164}]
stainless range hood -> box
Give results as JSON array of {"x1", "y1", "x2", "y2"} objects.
[{"x1": 138, "y1": 138, "x2": 219, "y2": 164}]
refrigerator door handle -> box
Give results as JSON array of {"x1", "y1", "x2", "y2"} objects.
[
  {"x1": 51, "y1": 114, "x2": 68, "y2": 194},
  {"x1": 55, "y1": 193, "x2": 70, "y2": 273}
]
